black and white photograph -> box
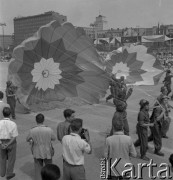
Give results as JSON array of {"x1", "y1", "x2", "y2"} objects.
[{"x1": 0, "y1": 0, "x2": 173, "y2": 179}]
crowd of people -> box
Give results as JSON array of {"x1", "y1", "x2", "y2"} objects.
[{"x1": 0, "y1": 69, "x2": 173, "y2": 180}]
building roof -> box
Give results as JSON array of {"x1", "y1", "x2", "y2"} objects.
[{"x1": 14, "y1": 11, "x2": 60, "y2": 21}]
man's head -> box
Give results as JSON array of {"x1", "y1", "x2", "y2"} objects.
[
  {"x1": 63, "y1": 109, "x2": 75, "y2": 122},
  {"x1": 41, "y1": 164, "x2": 60, "y2": 180},
  {"x1": 160, "y1": 86, "x2": 168, "y2": 95},
  {"x1": 70, "y1": 118, "x2": 83, "y2": 133},
  {"x1": 169, "y1": 154, "x2": 173, "y2": 172},
  {"x1": 139, "y1": 99, "x2": 149, "y2": 111},
  {"x1": 120, "y1": 76, "x2": 125, "y2": 82},
  {"x1": 0, "y1": 91, "x2": 4, "y2": 100},
  {"x1": 6, "y1": 81, "x2": 12, "y2": 87},
  {"x1": 112, "y1": 118, "x2": 123, "y2": 132},
  {"x1": 3, "y1": 107, "x2": 11, "y2": 118},
  {"x1": 36, "y1": 113, "x2": 44, "y2": 124}
]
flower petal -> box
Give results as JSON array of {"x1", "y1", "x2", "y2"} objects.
[
  {"x1": 34, "y1": 62, "x2": 43, "y2": 72},
  {"x1": 35, "y1": 77, "x2": 44, "y2": 90},
  {"x1": 33, "y1": 73, "x2": 42, "y2": 82},
  {"x1": 40, "y1": 58, "x2": 47, "y2": 69},
  {"x1": 42, "y1": 78, "x2": 49, "y2": 91},
  {"x1": 47, "y1": 77, "x2": 55, "y2": 89},
  {"x1": 50, "y1": 75, "x2": 61, "y2": 84}
]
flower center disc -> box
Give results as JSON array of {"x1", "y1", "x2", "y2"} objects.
[{"x1": 42, "y1": 69, "x2": 49, "y2": 78}]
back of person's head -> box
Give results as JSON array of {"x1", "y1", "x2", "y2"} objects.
[
  {"x1": 70, "y1": 118, "x2": 83, "y2": 132},
  {"x1": 36, "y1": 113, "x2": 44, "y2": 124},
  {"x1": 3, "y1": 107, "x2": 11, "y2": 117},
  {"x1": 63, "y1": 109, "x2": 75, "y2": 119},
  {"x1": 112, "y1": 119, "x2": 123, "y2": 132},
  {"x1": 169, "y1": 154, "x2": 173, "y2": 167},
  {"x1": 41, "y1": 164, "x2": 60, "y2": 180},
  {"x1": 0, "y1": 91, "x2": 4, "y2": 99}
]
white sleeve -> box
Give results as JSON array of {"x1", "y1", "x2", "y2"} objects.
[
  {"x1": 82, "y1": 140, "x2": 91, "y2": 154},
  {"x1": 11, "y1": 123, "x2": 18, "y2": 138}
]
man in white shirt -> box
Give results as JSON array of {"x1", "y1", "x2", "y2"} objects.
[
  {"x1": 0, "y1": 91, "x2": 10, "y2": 120},
  {"x1": 62, "y1": 118, "x2": 92, "y2": 180},
  {"x1": 0, "y1": 107, "x2": 18, "y2": 180},
  {"x1": 105, "y1": 119, "x2": 137, "y2": 179}
]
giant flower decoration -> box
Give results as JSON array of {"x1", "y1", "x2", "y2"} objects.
[
  {"x1": 8, "y1": 21, "x2": 109, "y2": 108},
  {"x1": 105, "y1": 44, "x2": 164, "y2": 85},
  {"x1": 31, "y1": 58, "x2": 62, "y2": 91}
]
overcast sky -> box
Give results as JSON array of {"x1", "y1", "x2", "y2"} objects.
[{"x1": 0, "y1": 0, "x2": 173, "y2": 35}]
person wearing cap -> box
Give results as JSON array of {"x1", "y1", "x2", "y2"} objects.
[
  {"x1": 150, "y1": 95, "x2": 167, "y2": 156},
  {"x1": 5, "y1": 81, "x2": 17, "y2": 119},
  {"x1": 134, "y1": 100, "x2": 154, "y2": 161},
  {"x1": 163, "y1": 70, "x2": 173, "y2": 96},
  {"x1": 57, "y1": 109, "x2": 75, "y2": 143}
]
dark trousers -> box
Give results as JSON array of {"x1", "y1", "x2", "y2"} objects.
[
  {"x1": 151, "y1": 123, "x2": 162, "y2": 152},
  {"x1": 161, "y1": 117, "x2": 171, "y2": 136},
  {"x1": 7, "y1": 97, "x2": 16, "y2": 118},
  {"x1": 0, "y1": 142, "x2": 17, "y2": 177},
  {"x1": 166, "y1": 84, "x2": 171, "y2": 96},
  {"x1": 136, "y1": 125, "x2": 148, "y2": 157},
  {"x1": 63, "y1": 160, "x2": 86, "y2": 180},
  {"x1": 34, "y1": 158, "x2": 52, "y2": 180}
]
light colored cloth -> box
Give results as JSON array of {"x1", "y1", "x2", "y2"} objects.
[
  {"x1": 62, "y1": 133, "x2": 91, "y2": 165},
  {"x1": 0, "y1": 118, "x2": 18, "y2": 139},
  {"x1": 57, "y1": 120, "x2": 70, "y2": 142},
  {"x1": 26, "y1": 125, "x2": 56, "y2": 159},
  {"x1": 0, "y1": 101, "x2": 10, "y2": 120},
  {"x1": 104, "y1": 131, "x2": 137, "y2": 175}
]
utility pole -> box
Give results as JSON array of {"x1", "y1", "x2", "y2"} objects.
[{"x1": 0, "y1": 23, "x2": 6, "y2": 57}]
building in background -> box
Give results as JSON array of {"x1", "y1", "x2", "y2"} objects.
[
  {"x1": 0, "y1": 35, "x2": 13, "y2": 50},
  {"x1": 13, "y1": 11, "x2": 67, "y2": 46}
]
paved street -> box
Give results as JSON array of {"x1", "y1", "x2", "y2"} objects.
[{"x1": 0, "y1": 62, "x2": 173, "y2": 180}]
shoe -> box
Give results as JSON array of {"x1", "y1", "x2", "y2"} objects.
[
  {"x1": 141, "y1": 156, "x2": 150, "y2": 161},
  {"x1": 154, "y1": 151, "x2": 164, "y2": 156},
  {"x1": 6, "y1": 173, "x2": 15, "y2": 180},
  {"x1": 162, "y1": 135, "x2": 168, "y2": 139}
]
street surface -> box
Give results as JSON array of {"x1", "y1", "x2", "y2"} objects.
[{"x1": 0, "y1": 61, "x2": 173, "y2": 180}]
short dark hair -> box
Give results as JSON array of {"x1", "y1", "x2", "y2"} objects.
[
  {"x1": 36, "y1": 113, "x2": 44, "y2": 124},
  {"x1": 169, "y1": 154, "x2": 173, "y2": 167},
  {"x1": 0, "y1": 91, "x2": 4, "y2": 99},
  {"x1": 41, "y1": 164, "x2": 60, "y2": 180},
  {"x1": 70, "y1": 118, "x2": 83, "y2": 132},
  {"x1": 3, "y1": 107, "x2": 11, "y2": 117},
  {"x1": 63, "y1": 109, "x2": 75, "y2": 119},
  {"x1": 112, "y1": 116, "x2": 123, "y2": 132}
]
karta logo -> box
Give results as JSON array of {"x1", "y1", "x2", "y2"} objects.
[{"x1": 100, "y1": 158, "x2": 173, "y2": 179}]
